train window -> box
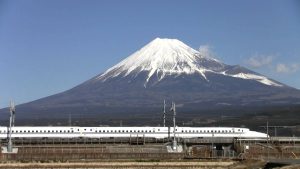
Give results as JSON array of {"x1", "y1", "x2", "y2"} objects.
[
  {"x1": 103, "y1": 130, "x2": 106, "y2": 133},
  {"x1": 90, "y1": 129, "x2": 92, "y2": 131},
  {"x1": 77, "y1": 129, "x2": 79, "y2": 131},
  {"x1": 242, "y1": 130, "x2": 243, "y2": 132},
  {"x1": 24, "y1": 131, "x2": 26, "y2": 133}
]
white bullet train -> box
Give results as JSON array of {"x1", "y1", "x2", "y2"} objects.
[{"x1": 0, "y1": 126, "x2": 268, "y2": 139}]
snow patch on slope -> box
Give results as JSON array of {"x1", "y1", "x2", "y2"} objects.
[{"x1": 228, "y1": 73, "x2": 282, "y2": 86}]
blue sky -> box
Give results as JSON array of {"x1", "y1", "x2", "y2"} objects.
[{"x1": 0, "y1": 0, "x2": 300, "y2": 108}]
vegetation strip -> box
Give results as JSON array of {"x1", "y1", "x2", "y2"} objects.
[{"x1": 0, "y1": 161, "x2": 235, "y2": 168}]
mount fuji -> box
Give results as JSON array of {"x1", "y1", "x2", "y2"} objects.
[{"x1": 3, "y1": 38, "x2": 300, "y2": 119}]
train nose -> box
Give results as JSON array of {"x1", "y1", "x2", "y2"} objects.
[{"x1": 262, "y1": 133, "x2": 269, "y2": 138}]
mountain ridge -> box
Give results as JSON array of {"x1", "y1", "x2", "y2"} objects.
[{"x1": 0, "y1": 38, "x2": 299, "y2": 119}]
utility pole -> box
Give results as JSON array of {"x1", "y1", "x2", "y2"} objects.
[
  {"x1": 163, "y1": 100, "x2": 166, "y2": 127},
  {"x1": 267, "y1": 121, "x2": 269, "y2": 160},
  {"x1": 170, "y1": 102, "x2": 177, "y2": 151},
  {"x1": 68, "y1": 113, "x2": 72, "y2": 126},
  {"x1": 7, "y1": 101, "x2": 15, "y2": 152}
]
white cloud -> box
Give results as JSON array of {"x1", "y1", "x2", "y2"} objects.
[
  {"x1": 276, "y1": 63, "x2": 300, "y2": 73},
  {"x1": 199, "y1": 45, "x2": 215, "y2": 58},
  {"x1": 276, "y1": 64, "x2": 289, "y2": 73},
  {"x1": 246, "y1": 54, "x2": 274, "y2": 68}
]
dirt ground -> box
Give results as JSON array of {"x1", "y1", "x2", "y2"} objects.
[{"x1": 0, "y1": 161, "x2": 238, "y2": 169}]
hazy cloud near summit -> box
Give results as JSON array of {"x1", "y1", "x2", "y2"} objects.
[
  {"x1": 245, "y1": 54, "x2": 300, "y2": 74},
  {"x1": 245, "y1": 54, "x2": 274, "y2": 68},
  {"x1": 198, "y1": 45, "x2": 216, "y2": 58},
  {"x1": 276, "y1": 63, "x2": 300, "y2": 73}
]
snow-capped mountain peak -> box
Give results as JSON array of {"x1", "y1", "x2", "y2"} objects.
[
  {"x1": 97, "y1": 38, "x2": 223, "y2": 82},
  {"x1": 96, "y1": 38, "x2": 282, "y2": 87}
]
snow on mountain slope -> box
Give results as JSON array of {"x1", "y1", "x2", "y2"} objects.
[
  {"x1": 96, "y1": 38, "x2": 282, "y2": 87},
  {"x1": 228, "y1": 72, "x2": 282, "y2": 86}
]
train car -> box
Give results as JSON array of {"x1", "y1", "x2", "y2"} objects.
[{"x1": 0, "y1": 126, "x2": 268, "y2": 140}]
